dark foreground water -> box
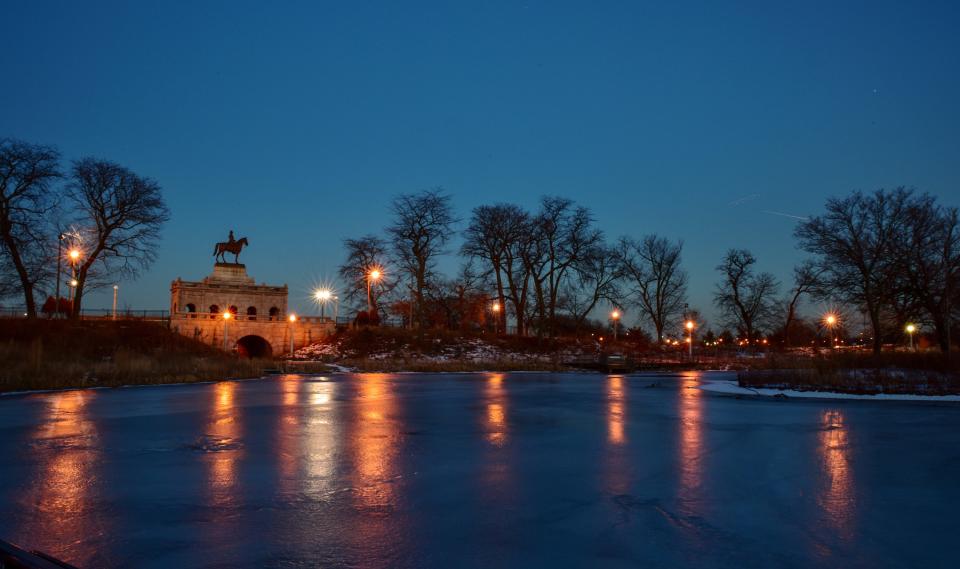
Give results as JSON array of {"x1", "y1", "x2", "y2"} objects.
[{"x1": 0, "y1": 372, "x2": 958, "y2": 568}]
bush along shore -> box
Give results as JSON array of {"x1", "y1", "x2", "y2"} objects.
[
  {"x1": 0, "y1": 319, "x2": 267, "y2": 393},
  {"x1": 738, "y1": 351, "x2": 960, "y2": 395}
]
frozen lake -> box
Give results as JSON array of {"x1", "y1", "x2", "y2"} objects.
[{"x1": 0, "y1": 372, "x2": 958, "y2": 568}]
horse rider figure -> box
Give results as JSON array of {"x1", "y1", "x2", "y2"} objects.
[{"x1": 214, "y1": 230, "x2": 249, "y2": 264}]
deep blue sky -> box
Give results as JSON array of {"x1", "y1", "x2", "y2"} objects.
[{"x1": 2, "y1": 1, "x2": 958, "y2": 326}]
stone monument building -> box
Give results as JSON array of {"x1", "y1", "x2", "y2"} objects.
[{"x1": 169, "y1": 233, "x2": 333, "y2": 357}]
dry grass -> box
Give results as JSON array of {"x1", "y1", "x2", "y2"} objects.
[
  {"x1": 739, "y1": 351, "x2": 960, "y2": 395},
  {"x1": 338, "y1": 357, "x2": 563, "y2": 373},
  {"x1": 0, "y1": 319, "x2": 266, "y2": 392}
]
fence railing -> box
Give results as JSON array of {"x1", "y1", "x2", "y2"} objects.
[{"x1": 0, "y1": 306, "x2": 170, "y2": 321}]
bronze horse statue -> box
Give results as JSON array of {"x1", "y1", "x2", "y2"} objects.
[{"x1": 213, "y1": 237, "x2": 248, "y2": 264}]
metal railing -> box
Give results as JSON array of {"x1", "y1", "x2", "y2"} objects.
[{"x1": 0, "y1": 306, "x2": 170, "y2": 321}]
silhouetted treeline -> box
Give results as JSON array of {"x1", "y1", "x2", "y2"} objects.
[{"x1": 341, "y1": 186, "x2": 959, "y2": 353}]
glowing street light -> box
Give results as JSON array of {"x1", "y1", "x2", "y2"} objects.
[
  {"x1": 685, "y1": 320, "x2": 695, "y2": 360},
  {"x1": 905, "y1": 323, "x2": 917, "y2": 351},
  {"x1": 288, "y1": 313, "x2": 298, "y2": 355},
  {"x1": 611, "y1": 309, "x2": 621, "y2": 340},
  {"x1": 367, "y1": 267, "x2": 382, "y2": 315},
  {"x1": 491, "y1": 301, "x2": 501, "y2": 334},
  {"x1": 314, "y1": 288, "x2": 333, "y2": 320},
  {"x1": 823, "y1": 313, "x2": 838, "y2": 348},
  {"x1": 222, "y1": 310, "x2": 232, "y2": 351},
  {"x1": 112, "y1": 284, "x2": 119, "y2": 320}
]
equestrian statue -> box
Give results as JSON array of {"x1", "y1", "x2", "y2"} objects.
[{"x1": 213, "y1": 230, "x2": 249, "y2": 264}]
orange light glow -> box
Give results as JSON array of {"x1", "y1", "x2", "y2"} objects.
[
  {"x1": 288, "y1": 314, "x2": 297, "y2": 322},
  {"x1": 678, "y1": 373, "x2": 703, "y2": 514},
  {"x1": 824, "y1": 313, "x2": 838, "y2": 327},
  {"x1": 222, "y1": 311, "x2": 232, "y2": 320},
  {"x1": 68, "y1": 249, "x2": 80, "y2": 261},
  {"x1": 607, "y1": 375, "x2": 626, "y2": 445},
  {"x1": 20, "y1": 391, "x2": 103, "y2": 564},
  {"x1": 685, "y1": 320, "x2": 695, "y2": 330},
  {"x1": 369, "y1": 268, "x2": 381, "y2": 281},
  {"x1": 485, "y1": 373, "x2": 508, "y2": 446},
  {"x1": 491, "y1": 302, "x2": 501, "y2": 313},
  {"x1": 819, "y1": 410, "x2": 854, "y2": 540},
  {"x1": 352, "y1": 374, "x2": 399, "y2": 509},
  {"x1": 611, "y1": 309, "x2": 621, "y2": 320}
]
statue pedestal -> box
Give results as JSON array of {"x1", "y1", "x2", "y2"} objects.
[{"x1": 207, "y1": 263, "x2": 255, "y2": 284}]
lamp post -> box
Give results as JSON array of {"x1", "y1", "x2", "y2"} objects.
[
  {"x1": 906, "y1": 323, "x2": 917, "y2": 352},
  {"x1": 611, "y1": 309, "x2": 621, "y2": 340},
  {"x1": 56, "y1": 234, "x2": 65, "y2": 318},
  {"x1": 367, "y1": 268, "x2": 381, "y2": 315},
  {"x1": 685, "y1": 320, "x2": 695, "y2": 361},
  {"x1": 288, "y1": 314, "x2": 297, "y2": 355},
  {"x1": 824, "y1": 313, "x2": 838, "y2": 349},
  {"x1": 222, "y1": 311, "x2": 232, "y2": 351},
  {"x1": 491, "y1": 301, "x2": 501, "y2": 334},
  {"x1": 315, "y1": 289, "x2": 332, "y2": 321},
  {"x1": 67, "y1": 248, "x2": 81, "y2": 305},
  {"x1": 112, "y1": 285, "x2": 119, "y2": 320}
]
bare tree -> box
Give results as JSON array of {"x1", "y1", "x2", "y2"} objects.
[
  {"x1": 895, "y1": 195, "x2": 959, "y2": 352},
  {"x1": 338, "y1": 234, "x2": 393, "y2": 316},
  {"x1": 522, "y1": 197, "x2": 602, "y2": 337},
  {"x1": 0, "y1": 139, "x2": 62, "y2": 317},
  {"x1": 501, "y1": 208, "x2": 535, "y2": 336},
  {"x1": 461, "y1": 203, "x2": 526, "y2": 333},
  {"x1": 616, "y1": 235, "x2": 688, "y2": 342},
  {"x1": 779, "y1": 260, "x2": 823, "y2": 347},
  {"x1": 66, "y1": 158, "x2": 169, "y2": 318},
  {"x1": 561, "y1": 243, "x2": 622, "y2": 335},
  {"x1": 386, "y1": 189, "x2": 456, "y2": 330},
  {"x1": 714, "y1": 249, "x2": 779, "y2": 344},
  {"x1": 796, "y1": 188, "x2": 912, "y2": 353}
]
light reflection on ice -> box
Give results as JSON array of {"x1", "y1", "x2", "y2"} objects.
[
  {"x1": 678, "y1": 373, "x2": 704, "y2": 514},
  {"x1": 818, "y1": 409, "x2": 855, "y2": 541},
  {"x1": 17, "y1": 390, "x2": 104, "y2": 566}
]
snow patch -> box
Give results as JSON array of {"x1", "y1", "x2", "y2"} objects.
[{"x1": 698, "y1": 379, "x2": 960, "y2": 402}]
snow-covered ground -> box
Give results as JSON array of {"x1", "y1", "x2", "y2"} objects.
[
  {"x1": 698, "y1": 378, "x2": 960, "y2": 401},
  {"x1": 293, "y1": 337, "x2": 580, "y2": 363}
]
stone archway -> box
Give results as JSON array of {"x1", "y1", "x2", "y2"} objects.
[{"x1": 235, "y1": 335, "x2": 273, "y2": 358}]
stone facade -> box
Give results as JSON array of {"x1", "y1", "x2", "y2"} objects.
[{"x1": 170, "y1": 263, "x2": 333, "y2": 357}]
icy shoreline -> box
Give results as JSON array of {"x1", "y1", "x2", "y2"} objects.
[{"x1": 698, "y1": 378, "x2": 960, "y2": 402}]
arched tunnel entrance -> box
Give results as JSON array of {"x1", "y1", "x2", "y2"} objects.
[{"x1": 236, "y1": 335, "x2": 273, "y2": 358}]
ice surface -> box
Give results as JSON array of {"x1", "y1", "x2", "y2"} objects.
[{"x1": 0, "y1": 371, "x2": 958, "y2": 568}]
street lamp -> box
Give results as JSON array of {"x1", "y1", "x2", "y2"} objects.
[
  {"x1": 823, "y1": 313, "x2": 838, "y2": 349},
  {"x1": 685, "y1": 320, "x2": 695, "y2": 360},
  {"x1": 491, "y1": 301, "x2": 501, "y2": 334},
  {"x1": 112, "y1": 285, "x2": 119, "y2": 320},
  {"x1": 66, "y1": 248, "x2": 81, "y2": 305},
  {"x1": 611, "y1": 309, "x2": 621, "y2": 340},
  {"x1": 905, "y1": 323, "x2": 917, "y2": 351},
  {"x1": 56, "y1": 234, "x2": 65, "y2": 318},
  {"x1": 288, "y1": 314, "x2": 298, "y2": 355},
  {"x1": 314, "y1": 288, "x2": 333, "y2": 320},
  {"x1": 222, "y1": 310, "x2": 232, "y2": 351},
  {"x1": 367, "y1": 267, "x2": 382, "y2": 315}
]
